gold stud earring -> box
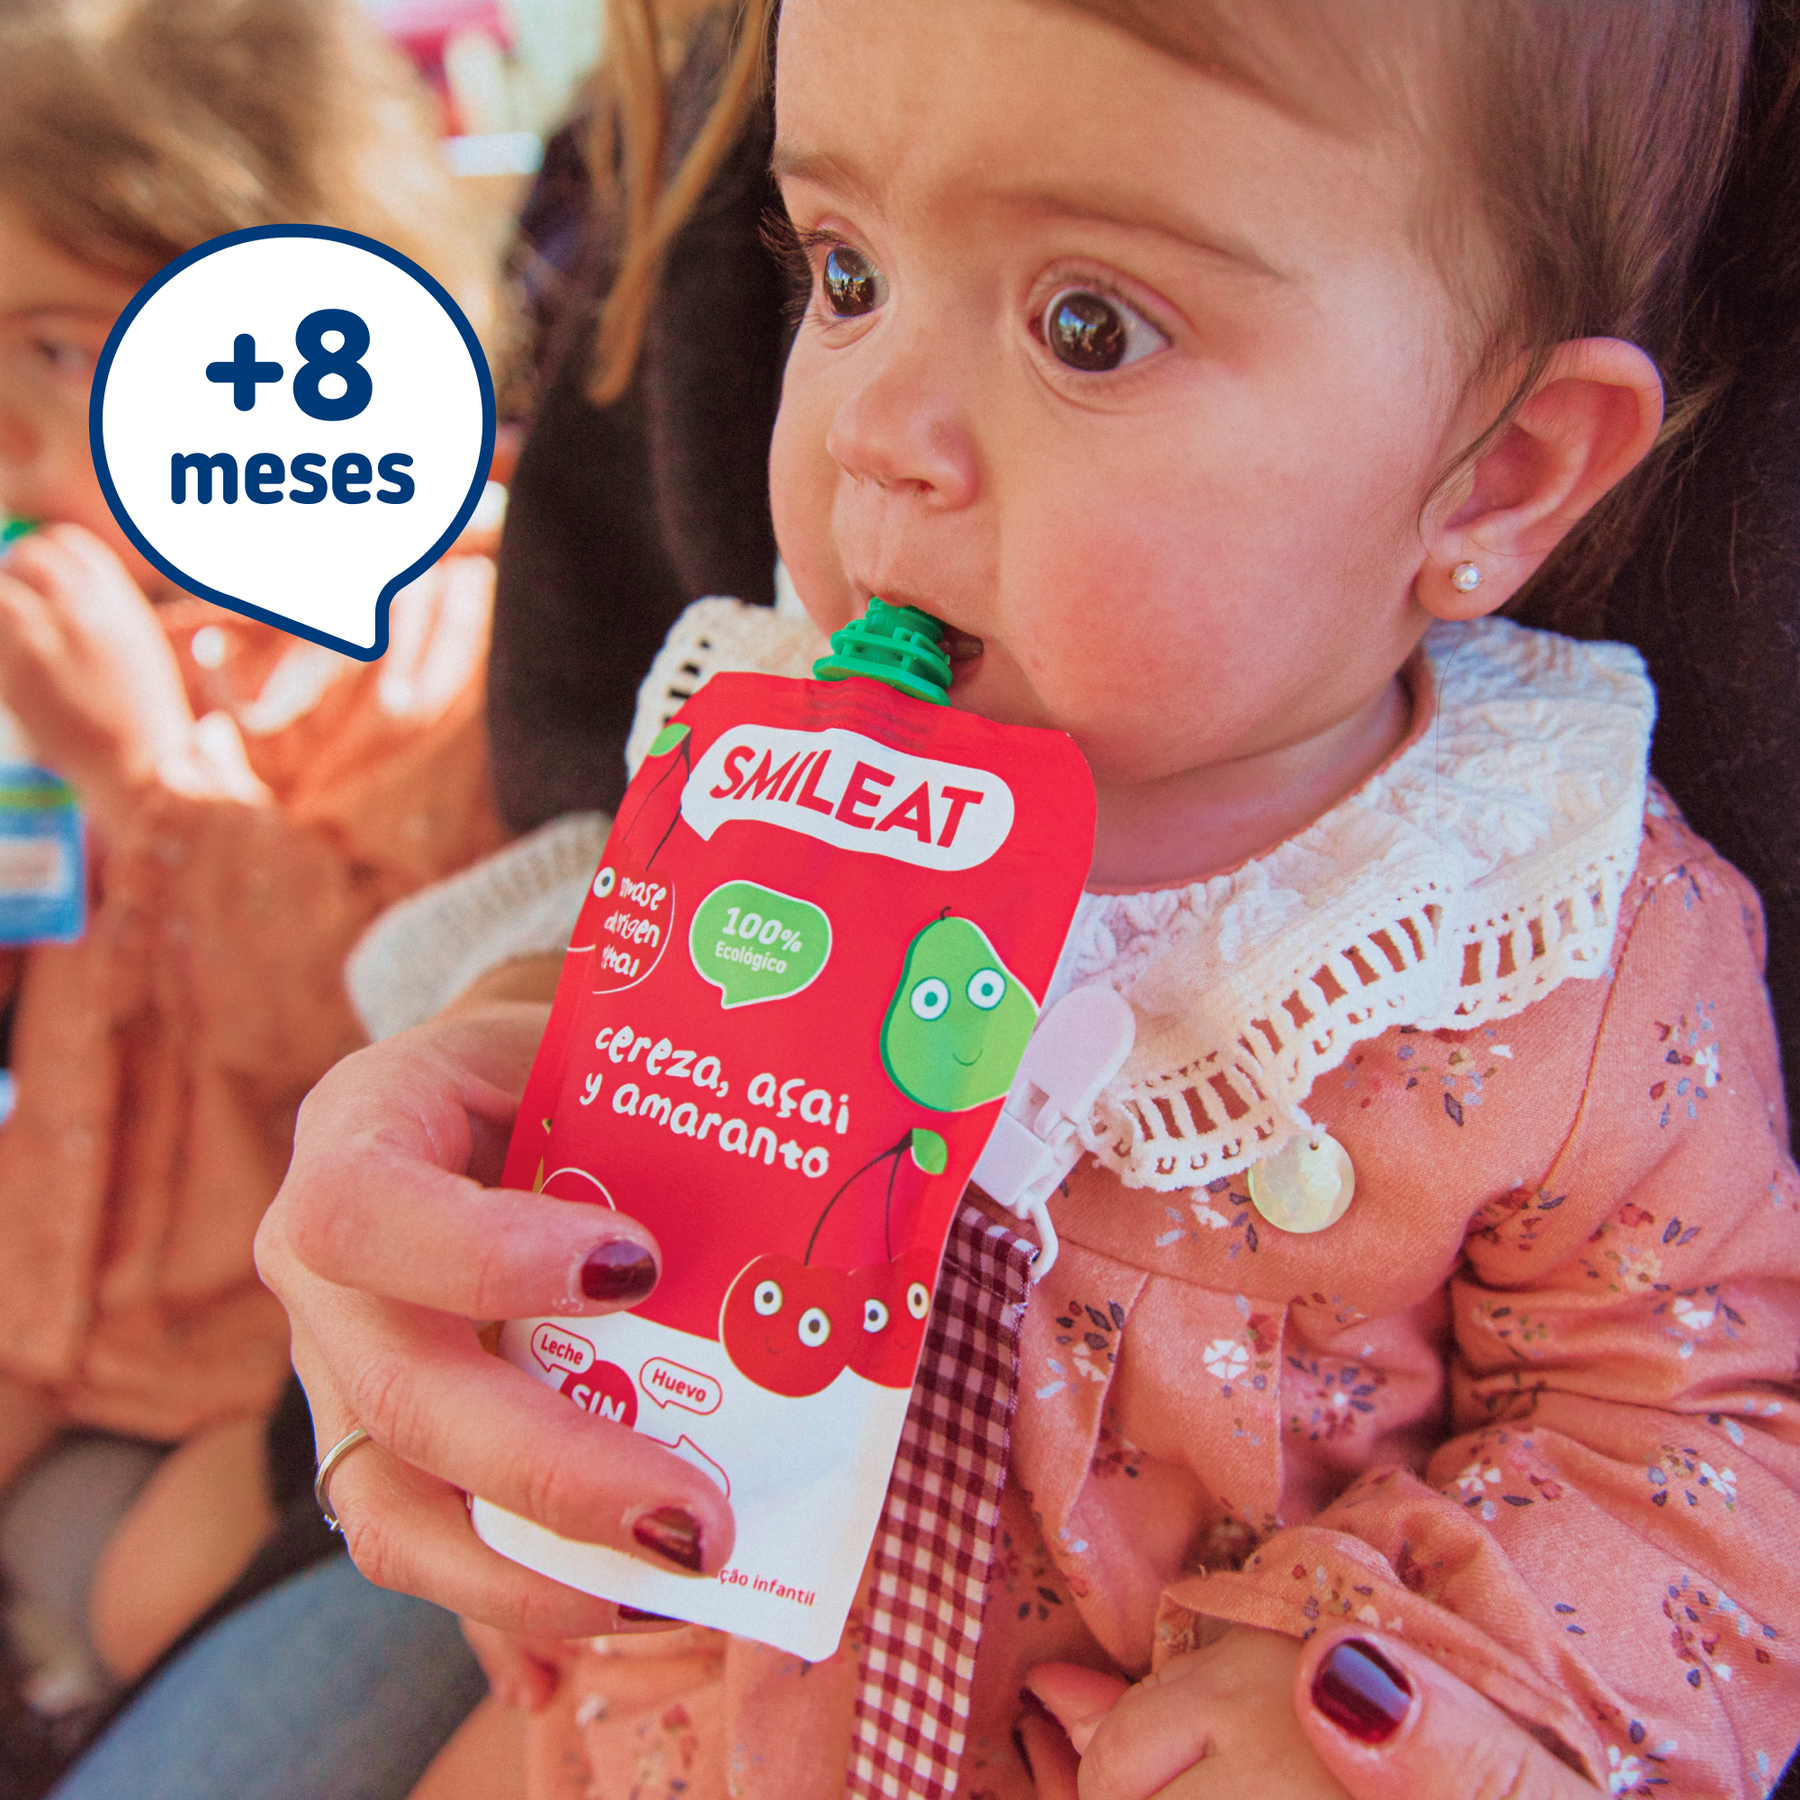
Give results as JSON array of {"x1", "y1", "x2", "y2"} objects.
[{"x1": 1450, "y1": 561, "x2": 1483, "y2": 594}]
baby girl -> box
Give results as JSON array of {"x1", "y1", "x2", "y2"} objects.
[{"x1": 263, "y1": 2, "x2": 1800, "y2": 1796}]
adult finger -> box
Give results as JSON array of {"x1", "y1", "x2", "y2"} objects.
[
  {"x1": 1296, "y1": 1633, "x2": 1599, "y2": 1800},
  {"x1": 265, "y1": 1009, "x2": 664, "y2": 1320},
  {"x1": 275, "y1": 1254, "x2": 736, "y2": 1582},
  {"x1": 289, "y1": 1315, "x2": 615, "y2": 1638}
]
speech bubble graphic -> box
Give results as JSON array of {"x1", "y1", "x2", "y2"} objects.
[
  {"x1": 689, "y1": 881, "x2": 831, "y2": 1009},
  {"x1": 587, "y1": 861, "x2": 674, "y2": 994},
  {"x1": 639, "y1": 1358, "x2": 723, "y2": 1416},
  {"x1": 531, "y1": 1322, "x2": 595, "y2": 1379},
  {"x1": 91, "y1": 225, "x2": 494, "y2": 661},
  {"x1": 640, "y1": 1431, "x2": 731, "y2": 1499}
]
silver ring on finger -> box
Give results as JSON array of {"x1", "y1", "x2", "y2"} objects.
[{"x1": 314, "y1": 1424, "x2": 375, "y2": 1532}]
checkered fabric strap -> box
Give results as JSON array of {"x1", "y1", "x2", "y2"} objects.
[{"x1": 848, "y1": 1205, "x2": 1037, "y2": 1799}]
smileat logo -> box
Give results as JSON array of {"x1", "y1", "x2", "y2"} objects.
[{"x1": 682, "y1": 726, "x2": 1014, "y2": 871}]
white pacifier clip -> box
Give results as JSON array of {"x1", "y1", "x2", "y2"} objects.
[{"x1": 970, "y1": 984, "x2": 1136, "y2": 1279}]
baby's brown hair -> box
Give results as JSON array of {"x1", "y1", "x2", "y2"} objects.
[
  {"x1": 0, "y1": 0, "x2": 493, "y2": 340},
  {"x1": 588, "y1": 0, "x2": 1798, "y2": 629}
]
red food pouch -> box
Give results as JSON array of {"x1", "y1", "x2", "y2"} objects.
[{"x1": 473, "y1": 603, "x2": 1094, "y2": 1657}]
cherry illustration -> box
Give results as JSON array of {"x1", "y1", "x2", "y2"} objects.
[
  {"x1": 805, "y1": 1127, "x2": 946, "y2": 1268},
  {"x1": 846, "y1": 1247, "x2": 938, "y2": 1387},
  {"x1": 718, "y1": 1254, "x2": 853, "y2": 1398},
  {"x1": 721, "y1": 1132, "x2": 950, "y2": 1397}
]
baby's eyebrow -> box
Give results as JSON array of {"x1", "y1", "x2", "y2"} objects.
[
  {"x1": 1002, "y1": 185, "x2": 1291, "y2": 282},
  {"x1": 770, "y1": 143, "x2": 878, "y2": 210},
  {"x1": 771, "y1": 143, "x2": 1290, "y2": 284},
  {"x1": 4, "y1": 305, "x2": 116, "y2": 327}
]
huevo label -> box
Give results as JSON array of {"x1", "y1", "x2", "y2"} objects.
[{"x1": 474, "y1": 604, "x2": 1095, "y2": 1661}]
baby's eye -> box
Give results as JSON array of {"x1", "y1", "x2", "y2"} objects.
[
  {"x1": 1037, "y1": 288, "x2": 1166, "y2": 373},
  {"x1": 821, "y1": 244, "x2": 885, "y2": 319},
  {"x1": 31, "y1": 336, "x2": 92, "y2": 379}
]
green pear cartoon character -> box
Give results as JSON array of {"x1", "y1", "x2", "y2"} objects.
[{"x1": 881, "y1": 916, "x2": 1038, "y2": 1112}]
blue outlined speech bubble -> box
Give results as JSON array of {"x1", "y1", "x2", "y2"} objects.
[{"x1": 91, "y1": 225, "x2": 494, "y2": 661}]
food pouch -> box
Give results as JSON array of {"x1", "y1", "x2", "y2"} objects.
[
  {"x1": 0, "y1": 523, "x2": 85, "y2": 947},
  {"x1": 473, "y1": 602, "x2": 1095, "y2": 1658}
]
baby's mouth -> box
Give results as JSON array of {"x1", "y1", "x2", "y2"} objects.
[{"x1": 941, "y1": 627, "x2": 984, "y2": 687}]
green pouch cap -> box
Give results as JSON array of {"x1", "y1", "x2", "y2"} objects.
[{"x1": 812, "y1": 597, "x2": 953, "y2": 705}]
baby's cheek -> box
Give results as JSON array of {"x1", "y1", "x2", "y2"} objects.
[{"x1": 768, "y1": 383, "x2": 848, "y2": 626}]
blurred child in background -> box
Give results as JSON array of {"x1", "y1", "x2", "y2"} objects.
[{"x1": 0, "y1": 0, "x2": 505, "y2": 1743}]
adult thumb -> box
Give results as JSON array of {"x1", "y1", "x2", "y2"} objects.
[{"x1": 1295, "y1": 1632, "x2": 1598, "y2": 1800}]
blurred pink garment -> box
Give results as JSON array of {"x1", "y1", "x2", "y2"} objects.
[
  {"x1": 0, "y1": 556, "x2": 504, "y2": 1440},
  {"x1": 513, "y1": 613, "x2": 1800, "y2": 1800}
]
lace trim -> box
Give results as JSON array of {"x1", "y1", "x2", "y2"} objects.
[
  {"x1": 624, "y1": 597, "x2": 820, "y2": 778},
  {"x1": 626, "y1": 601, "x2": 1653, "y2": 1193},
  {"x1": 1079, "y1": 850, "x2": 1634, "y2": 1189},
  {"x1": 345, "y1": 812, "x2": 609, "y2": 1040},
  {"x1": 1060, "y1": 622, "x2": 1651, "y2": 1188}
]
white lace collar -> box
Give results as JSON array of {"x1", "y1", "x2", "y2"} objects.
[{"x1": 629, "y1": 602, "x2": 1653, "y2": 1192}]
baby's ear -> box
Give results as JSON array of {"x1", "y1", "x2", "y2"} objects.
[{"x1": 1418, "y1": 338, "x2": 1664, "y2": 621}]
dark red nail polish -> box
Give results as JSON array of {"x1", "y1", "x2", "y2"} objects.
[
  {"x1": 632, "y1": 1506, "x2": 704, "y2": 1572},
  {"x1": 581, "y1": 1240, "x2": 658, "y2": 1304},
  {"x1": 617, "y1": 1605, "x2": 670, "y2": 1623},
  {"x1": 1312, "y1": 1639, "x2": 1413, "y2": 1744}
]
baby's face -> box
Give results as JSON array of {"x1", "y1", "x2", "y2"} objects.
[
  {"x1": 0, "y1": 209, "x2": 166, "y2": 588},
  {"x1": 770, "y1": 0, "x2": 1472, "y2": 796}
]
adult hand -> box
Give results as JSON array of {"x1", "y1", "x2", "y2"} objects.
[
  {"x1": 254, "y1": 994, "x2": 738, "y2": 1641},
  {"x1": 1293, "y1": 1631, "x2": 1598, "y2": 1800},
  {"x1": 1026, "y1": 1628, "x2": 1599, "y2": 1799},
  {"x1": 0, "y1": 523, "x2": 194, "y2": 839}
]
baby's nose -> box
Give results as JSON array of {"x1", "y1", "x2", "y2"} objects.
[{"x1": 824, "y1": 331, "x2": 979, "y2": 510}]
